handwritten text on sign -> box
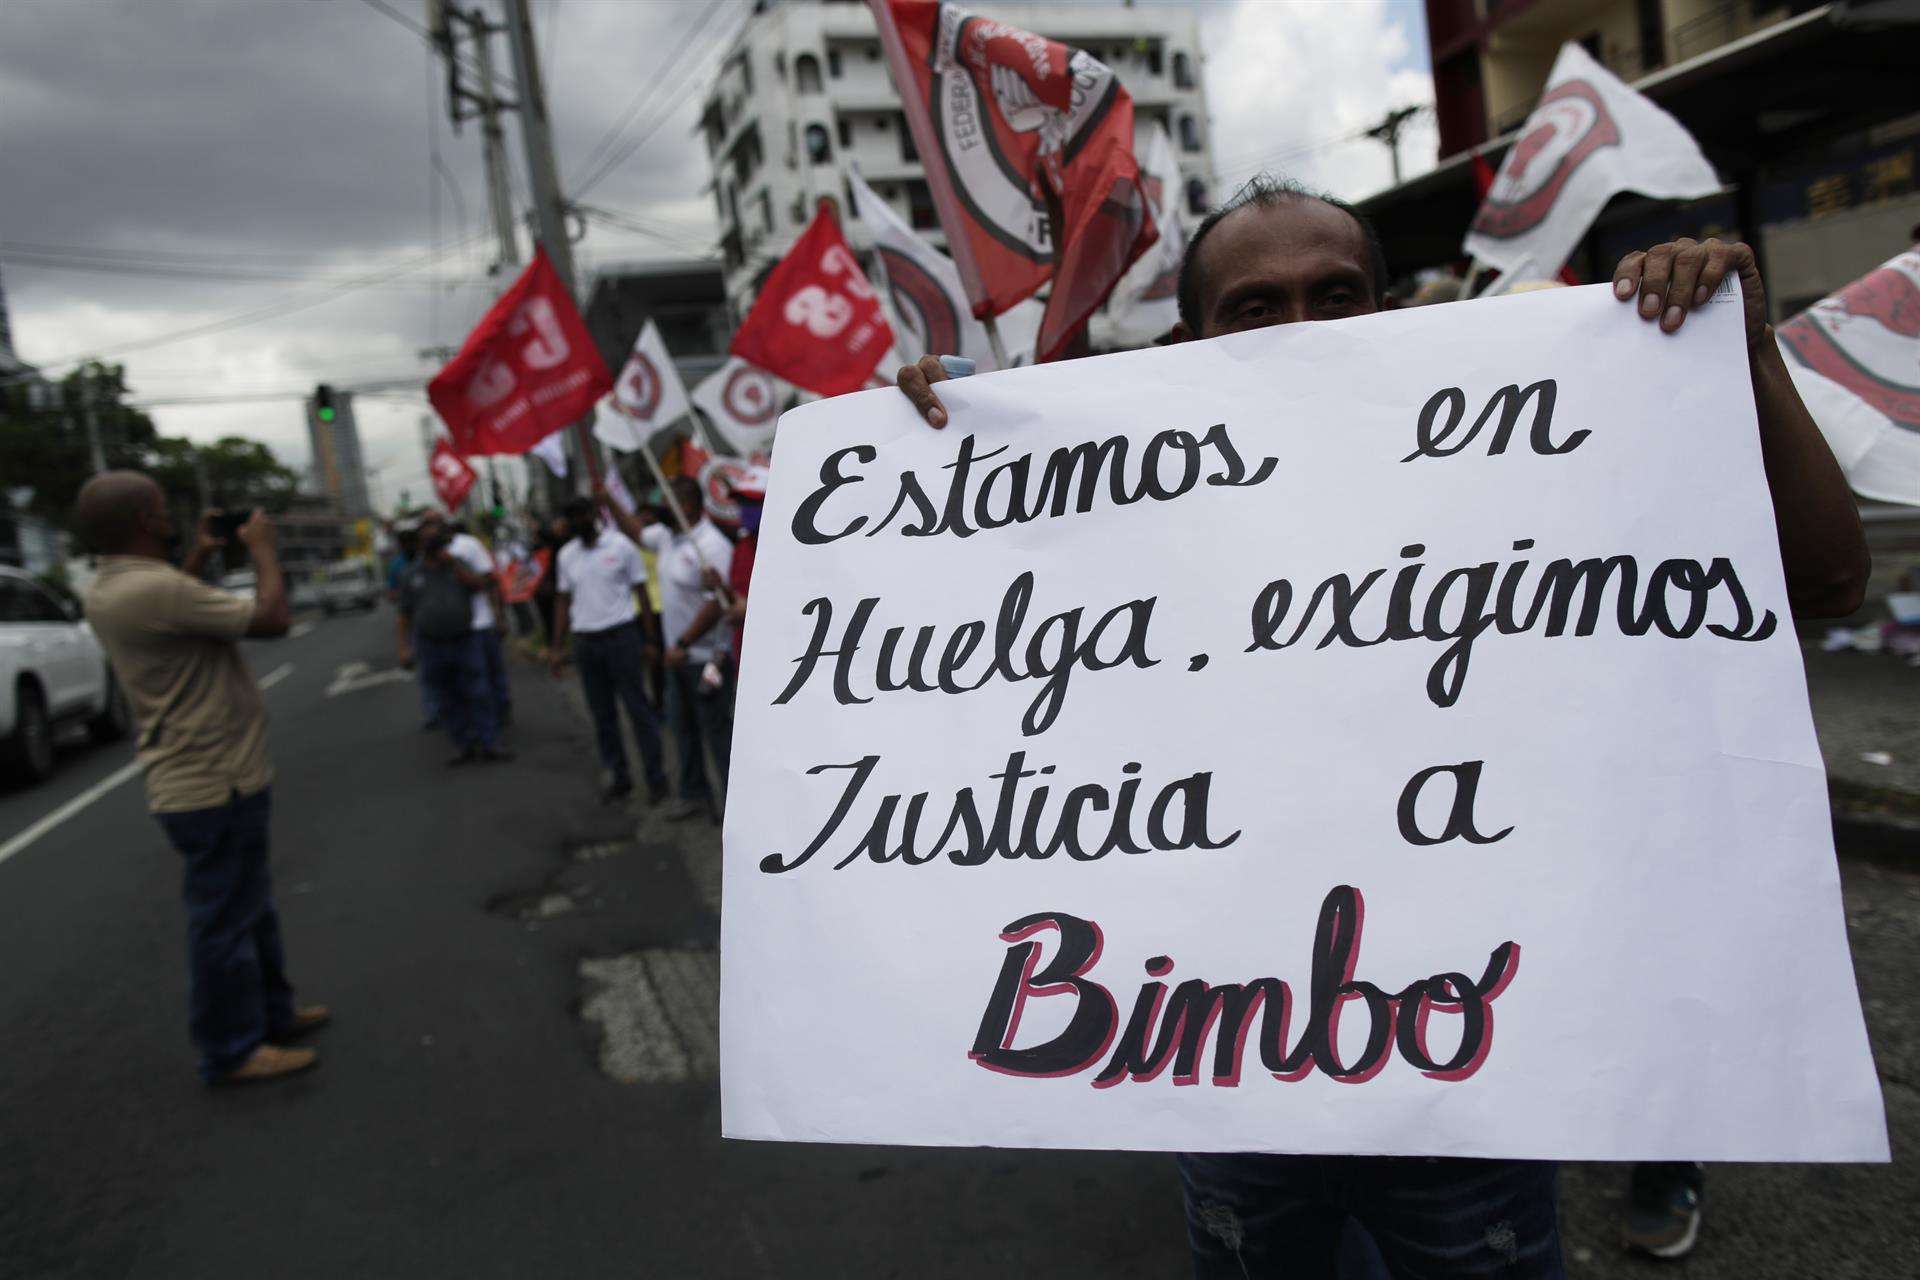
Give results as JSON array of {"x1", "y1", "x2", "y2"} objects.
[{"x1": 720, "y1": 285, "x2": 1886, "y2": 1161}]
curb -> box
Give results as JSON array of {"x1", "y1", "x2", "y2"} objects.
[{"x1": 1831, "y1": 779, "x2": 1920, "y2": 868}]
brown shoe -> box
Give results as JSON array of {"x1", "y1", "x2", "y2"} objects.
[
  {"x1": 275, "y1": 1004, "x2": 331, "y2": 1039},
  {"x1": 214, "y1": 1043, "x2": 318, "y2": 1086}
]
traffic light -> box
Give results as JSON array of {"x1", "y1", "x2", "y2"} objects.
[{"x1": 315, "y1": 384, "x2": 337, "y2": 423}]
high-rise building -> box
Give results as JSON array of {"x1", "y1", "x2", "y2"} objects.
[
  {"x1": 1364, "y1": 1, "x2": 1920, "y2": 313},
  {"x1": 305, "y1": 390, "x2": 372, "y2": 517},
  {"x1": 698, "y1": 0, "x2": 1214, "y2": 314}
]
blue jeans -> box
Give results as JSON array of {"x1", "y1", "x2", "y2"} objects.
[
  {"x1": 1177, "y1": 1154, "x2": 1563, "y2": 1279},
  {"x1": 665, "y1": 659, "x2": 733, "y2": 803},
  {"x1": 575, "y1": 622, "x2": 667, "y2": 791},
  {"x1": 414, "y1": 623, "x2": 443, "y2": 725},
  {"x1": 155, "y1": 787, "x2": 295, "y2": 1082},
  {"x1": 475, "y1": 625, "x2": 511, "y2": 721},
  {"x1": 418, "y1": 633, "x2": 497, "y2": 750}
]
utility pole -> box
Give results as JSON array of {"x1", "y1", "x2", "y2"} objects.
[
  {"x1": 500, "y1": 0, "x2": 599, "y2": 492},
  {"x1": 1364, "y1": 105, "x2": 1421, "y2": 187},
  {"x1": 77, "y1": 373, "x2": 106, "y2": 475},
  {"x1": 431, "y1": 3, "x2": 521, "y2": 275}
]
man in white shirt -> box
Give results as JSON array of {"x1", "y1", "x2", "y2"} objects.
[
  {"x1": 446, "y1": 520, "x2": 512, "y2": 728},
  {"x1": 547, "y1": 497, "x2": 669, "y2": 804},
  {"x1": 597, "y1": 475, "x2": 733, "y2": 821}
]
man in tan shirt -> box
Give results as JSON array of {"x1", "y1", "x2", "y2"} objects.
[{"x1": 77, "y1": 471, "x2": 328, "y2": 1085}]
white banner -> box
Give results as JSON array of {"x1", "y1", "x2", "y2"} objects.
[
  {"x1": 599, "y1": 319, "x2": 693, "y2": 450},
  {"x1": 1779, "y1": 248, "x2": 1920, "y2": 506},
  {"x1": 721, "y1": 284, "x2": 1886, "y2": 1160},
  {"x1": 693, "y1": 355, "x2": 786, "y2": 456},
  {"x1": 850, "y1": 167, "x2": 1040, "y2": 371},
  {"x1": 1465, "y1": 41, "x2": 1719, "y2": 290},
  {"x1": 529, "y1": 426, "x2": 569, "y2": 478}
]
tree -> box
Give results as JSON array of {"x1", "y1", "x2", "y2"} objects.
[{"x1": 0, "y1": 364, "x2": 295, "y2": 537}]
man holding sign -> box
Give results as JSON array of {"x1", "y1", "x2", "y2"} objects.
[{"x1": 727, "y1": 177, "x2": 1880, "y2": 1280}]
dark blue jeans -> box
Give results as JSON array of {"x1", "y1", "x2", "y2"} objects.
[
  {"x1": 1177, "y1": 1154, "x2": 1563, "y2": 1279},
  {"x1": 414, "y1": 623, "x2": 443, "y2": 725},
  {"x1": 155, "y1": 787, "x2": 294, "y2": 1082},
  {"x1": 574, "y1": 622, "x2": 667, "y2": 791},
  {"x1": 418, "y1": 632, "x2": 497, "y2": 750},
  {"x1": 665, "y1": 659, "x2": 733, "y2": 803},
  {"x1": 475, "y1": 625, "x2": 511, "y2": 721}
]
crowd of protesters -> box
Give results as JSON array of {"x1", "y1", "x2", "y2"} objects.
[{"x1": 379, "y1": 462, "x2": 763, "y2": 823}]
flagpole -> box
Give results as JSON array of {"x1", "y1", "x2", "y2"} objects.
[
  {"x1": 981, "y1": 313, "x2": 1011, "y2": 371},
  {"x1": 625, "y1": 434, "x2": 736, "y2": 606}
]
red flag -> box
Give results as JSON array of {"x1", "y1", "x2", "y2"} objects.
[
  {"x1": 729, "y1": 209, "x2": 894, "y2": 397},
  {"x1": 427, "y1": 247, "x2": 611, "y2": 456},
  {"x1": 428, "y1": 436, "x2": 477, "y2": 511},
  {"x1": 870, "y1": 0, "x2": 1157, "y2": 362}
]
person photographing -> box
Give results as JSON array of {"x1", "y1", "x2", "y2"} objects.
[{"x1": 77, "y1": 471, "x2": 329, "y2": 1086}]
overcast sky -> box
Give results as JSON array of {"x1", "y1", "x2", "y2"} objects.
[{"x1": 0, "y1": 0, "x2": 1434, "y2": 509}]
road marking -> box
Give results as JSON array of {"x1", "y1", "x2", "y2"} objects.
[
  {"x1": 288, "y1": 620, "x2": 316, "y2": 639},
  {"x1": 0, "y1": 661, "x2": 295, "y2": 868},
  {"x1": 578, "y1": 950, "x2": 720, "y2": 1083},
  {"x1": 325, "y1": 660, "x2": 410, "y2": 698}
]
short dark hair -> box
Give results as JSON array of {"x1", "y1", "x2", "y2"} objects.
[
  {"x1": 562, "y1": 496, "x2": 596, "y2": 527},
  {"x1": 1176, "y1": 175, "x2": 1390, "y2": 333}
]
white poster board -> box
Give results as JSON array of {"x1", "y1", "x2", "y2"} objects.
[{"x1": 721, "y1": 284, "x2": 1888, "y2": 1161}]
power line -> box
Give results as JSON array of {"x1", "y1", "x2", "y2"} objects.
[
  {"x1": 356, "y1": 0, "x2": 520, "y2": 97},
  {"x1": 2, "y1": 231, "x2": 491, "y2": 383},
  {"x1": 0, "y1": 249, "x2": 497, "y2": 288},
  {"x1": 569, "y1": 1, "x2": 750, "y2": 199}
]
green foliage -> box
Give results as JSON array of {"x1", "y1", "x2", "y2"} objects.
[{"x1": 0, "y1": 362, "x2": 295, "y2": 534}]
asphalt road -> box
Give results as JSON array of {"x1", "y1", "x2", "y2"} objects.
[{"x1": 0, "y1": 606, "x2": 1914, "y2": 1277}]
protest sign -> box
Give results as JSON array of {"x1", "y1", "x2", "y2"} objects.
[{"x1": 720, "y1": 283, "x2": 1887, "y2": 1161}]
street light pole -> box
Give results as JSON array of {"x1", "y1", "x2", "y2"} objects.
[
  {"x1": 468, "y1": 7, "x2": 521, "y2": 275},
  {"x1": 78, "y1": 374, "x2": 106, "y2": 475}
]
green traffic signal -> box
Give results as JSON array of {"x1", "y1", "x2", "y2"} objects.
[{"x1": 317, "y1": 406, "x2": 335, "y2": 422}]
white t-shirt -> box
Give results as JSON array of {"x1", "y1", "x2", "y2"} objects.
[
  {"x1": 447, "y1": 532, "x2": 496, "y2": 630},
  {"x1": 640, "y1": 519, "x2": 734, "y2": 665},
  {"x1": 555, "y1": 531, "x2": 647, "y2": 634}
]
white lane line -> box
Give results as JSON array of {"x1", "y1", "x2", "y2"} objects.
[
  {"x1": 288, "y1": 621, "x2": 317, "y2": 640},
  {"x1": 0, "y1": 662, "x2": 296, "y2": 868}
]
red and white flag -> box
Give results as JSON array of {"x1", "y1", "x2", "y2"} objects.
[
  {"x1": 869, "y1": 0, "x2": 1157, "y2": 361},
  {"x1": 1464, "y1": 41, "x2": 1719, "y2": 292},
  {"x1": 849, "y1": 167, "x2": 1038, "y2": 370},
  {"x1": 692, "y1": 356, "x2": 785, "y2": 456},
  {"x1": 599, "y1": 318, "x2": 692, "y2": 451},
  {"x1": 1103, "y1": 122, "x2": 1185, "y2": 348},
  {"x1": 428, "y1": 247, "x2": 612, "y2": 455},
  {"x1": 730, "y1": 207, "x2": 893, "y2": 397},
  {"x1": 428, "y1": 435, "x2": 477, "y2": 511},
  {"x1": 1780, "y1": 249, "x2": 1920, "y2": 505}
]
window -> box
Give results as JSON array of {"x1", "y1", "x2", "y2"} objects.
[
  {"x1": 867, "y1": 43, "x2": 880, "y2": 60},
  {"x1": 796, "y1": 53, "x2": 823, "y2": 94},
  {"x1": 1186, "y1": 176, "x2": 1209, "y2": 217},
  {"x1": 1635, "y1": 0, "x2": 1664, "y2": 71},
  {"x1": 755, "y1": 190, "x2": 774, "y2": 236},
  {"x1": 897, "y1": 114, "x2": 918, "y2": 163},
  {"x1": 836, "y1": 117, "x2": 852, "y2": 150},
  {"x1": 1178, "y1": 115, "x2": 1202, "y2": 153},
  {"x1": 1172, "y1": 50, "x2": 1193, "y2": 89},
  {"x1": 907, "y1": 180, "x2": 938, "y2": 230},
  {"x1": 828, "y1": 48, "x2": 842, "y2": 78},
  {"x1": 805, "y1": 122, "x2": 832, "y2": 164},
  {"x1": 1144, "y1": 40, "x2": 1163, "y2": 77}
]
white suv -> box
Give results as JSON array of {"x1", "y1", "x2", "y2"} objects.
[{"x1": 0, "y1": 566, "x2": 130, "y2": 784}]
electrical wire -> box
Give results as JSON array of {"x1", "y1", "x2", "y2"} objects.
[
  {"x1": 355, "y1": 0, "x2": 520, "y2": 98},
  {"x1": 1, "y1": 231, "x2": 492, "y2": 384},
  {"x1": 568, "y1": 0, "x2": 749, "y2": 198}
]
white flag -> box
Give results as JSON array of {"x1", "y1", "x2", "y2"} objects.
[
  {"x1": 598, "y1": 319, "x2": 692, "y2": 450},
  {"x1": 1465, "y1": 41, "x2": 1719, "y2": 290},
  {"x1": 529, "y1": 427, "x2": 569, "y2": 478},
  {"x1": 848, "y1": 167, "x2": 1037, "y2": 371},
  {"x1": 603, "y1": 462, "x2": 639, "y2": 515},
  {"x1": 692, "y1": 356, "x2": 785, "y2": 456},
  {"x1": 1779, "y1": 248, "x2": 1920, "y2": 506},
  {"x1": 1103, "y1": 123, "x2": 1185, "y2": 347}
]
